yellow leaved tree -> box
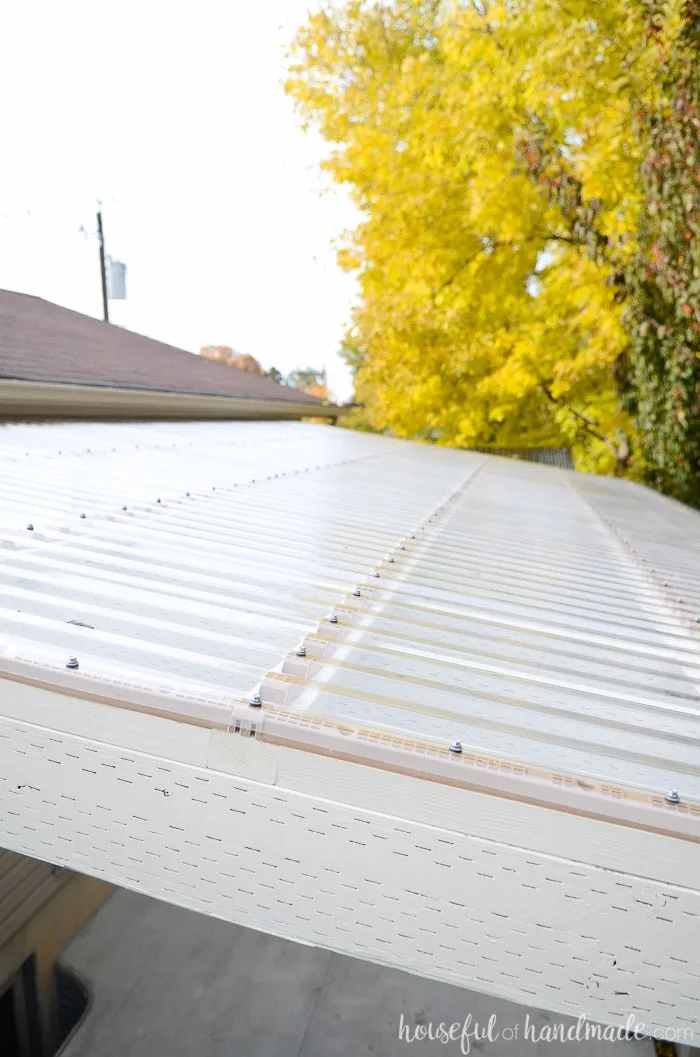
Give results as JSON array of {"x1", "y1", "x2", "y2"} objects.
[{"x1": 286, "y1": 0, "x2": 672, "y2": 473}]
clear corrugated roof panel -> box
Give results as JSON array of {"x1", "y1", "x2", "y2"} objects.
[{"x1": 2, "y1": 420, "x2": 700, "y2": 807}]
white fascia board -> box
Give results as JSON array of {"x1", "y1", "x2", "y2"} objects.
[{"x1": 1, "y1": 677, "x2": 699, "y2": 1038}]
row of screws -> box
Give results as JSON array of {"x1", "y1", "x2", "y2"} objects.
[
  {"x1": 245, "y1": 485, "x2": 465, "y2": 720},
  {"x1": 584, "y1": 502, "x2": 693, "y2": 807},
  {"x1": 445, "y1": 738, "x2": 682, "y2": 805},
  {"x1": 597, "y1": 514, "x2": 700, "y2": 625},
  {"x1": 20, "y1": 468, "x2": 317, "y2": 531},
  {"x1": 246, "y1": 522, "x2": 413, "y2": 709},
  {"x1": 19, "y1": 450, "x2": 383, "y2": 533},
  {"x1": 37, "y1": 450, "x2": 374, "y2": 695},
  {"x1": 54, "y1": 653, "x2": 689, "y2": 808}
]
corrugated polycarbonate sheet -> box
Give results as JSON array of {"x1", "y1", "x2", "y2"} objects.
[
  {"x1": 277, "y1": 468, "x2": 700, "y2": 800},
  {"x1": 0, "y1": 422, "x2": 470, "y2": 698},
  {"x1": 1, "y1": 420, "x2": 700, "y2": 809}
]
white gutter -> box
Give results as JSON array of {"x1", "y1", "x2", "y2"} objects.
[{"x1": 0, "y1": 379, "x2": 342, "y2": 421}]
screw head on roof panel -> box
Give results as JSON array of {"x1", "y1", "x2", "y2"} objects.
[
  {"x1": 329, "y1": 613, "x2": 339, "y2": 624},
  {"x1": 80, "y1": 513, "x2": 86, "y2": 519},
  {"x1": 295, "y1": 644, "x2": 307, "y2": 658},
  {"x1": 373, "y1": 571, "x2": 380, "y2": 578},
  {"x1": 695, "y1": 616, "x2": 700, "y2": 623},
  {"x1": 400, "y1": 545, "x2": 406, "y2": 551},
  {"x1": 388, "y1": 557, "x2": 395, "y2": 564},
  {"x1": 353, "y1": 588, "x2": 361, "y2": 597},
  {"x1": 186, "y1": 492, "x2": 191, "y2": 497},
  {"x1": 26, "y1": 524, "x2": 34, "y2": 531},
  {"x1": 449, "y1": 741, "x2": 463, "y2": 754},
  {"x1": 66, "y1": 656, "x2": 79, "y2": 670},
  {"x1": 249, "y1": 692, "x2": 262, "y2": 708},
  {"x1": 121, "y1": 505, "x2": 127, "y2": 512},
  {"x1": 156, "y1": 498, "x2": 161, "y2": 504},
  {"x1": 665, "y1": 788, "x2": 680, "y2": 805}
]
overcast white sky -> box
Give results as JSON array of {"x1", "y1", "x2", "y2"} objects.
[{"x1": 0, "y1": 1, "x2": 357, "y2": 400}]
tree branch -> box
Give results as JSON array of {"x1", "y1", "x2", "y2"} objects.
[
  {"x1": 431, "y1": 231, "x2": 580, "y2": 303},
  {"x1": 536, "y1": 376, "x2": 630, "y2": 471}
]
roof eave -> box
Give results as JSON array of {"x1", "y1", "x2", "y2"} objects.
[{"x1": 0, "y1": 378, "x2": 342, "y2": 422}]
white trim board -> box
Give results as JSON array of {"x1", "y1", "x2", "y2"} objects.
[{"x1": 1, "y1": 681, "x2": 698, "y2": 1037}]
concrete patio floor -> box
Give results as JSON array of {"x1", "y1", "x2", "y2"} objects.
[{"x1": 60, "y1": 889, "x2": 657, "y2": 1057}]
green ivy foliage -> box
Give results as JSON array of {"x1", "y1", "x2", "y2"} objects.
[{"x1": 624, "y1": 0, "x2": 700, "y2": 506}]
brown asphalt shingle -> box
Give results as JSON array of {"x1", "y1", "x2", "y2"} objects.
[{"x1": 0, "y1": 290, "x2": 320, "y2": 405}]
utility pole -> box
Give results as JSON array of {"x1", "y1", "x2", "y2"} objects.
[{"x1": 96, "y1": 209, "x2": 109, "y2": 323}]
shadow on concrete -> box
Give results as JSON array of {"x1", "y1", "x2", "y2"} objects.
[{"x1": 59, "y1": 889, "x2": 656, "y2": 1057}]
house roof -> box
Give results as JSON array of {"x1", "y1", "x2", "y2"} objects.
[{"x1": 0, "y1": 289, "x2": 320, "y2": 405}]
